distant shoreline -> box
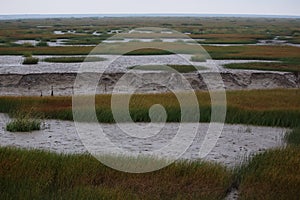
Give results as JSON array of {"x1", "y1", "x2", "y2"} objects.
[{"x1": 1, "y1": 13, "x2": 300, "y2": 20}]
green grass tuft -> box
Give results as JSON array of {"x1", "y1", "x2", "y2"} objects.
[
  {"x1": 6, "y1": 118, "x2": 41, "y2": 132},
  {"x1": 22, "y1": 52, "x2": 32, "y2": 57},
  {"x1": 36, "y1": 41, "x2": 48, "y2": 47},
  {"x1": 191, "y1": 55, "x2": 208, "y2": 62},
  {"x1": 22, "y1": 57, "x2": 39, "y2": 65},
  {"x1": 6, "y1": 110, "x2": 42, "y2": 132}
]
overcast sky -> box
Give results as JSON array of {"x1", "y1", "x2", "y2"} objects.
[{"x1": 1, "y1": 0, "x2": 299, "y2": 16}]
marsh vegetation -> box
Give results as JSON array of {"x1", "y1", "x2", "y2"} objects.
[
  {"x1": 0, "y1": 147, "x2": 233, "y2": 200},
  {"x1": 0, "y1": 89, "x2": 299, "y2": 127},
  {"x1": 0, "y1": 16, "x2": 299, "y2": 199},
  {"x1": 22, "y1": 56, "x2": 39, "y2": 65},
  {"x1": 225, "y1": 61, "x2": 300, "y2": 72},
  {"x1": 43, "y1": 56, "x2": 106, "y2": 63},
  {"x1": 128, "y1": 64, "x2": 206, "y2": 73}
]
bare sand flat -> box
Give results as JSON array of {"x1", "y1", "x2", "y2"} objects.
[{"x1": 0, "y1": 114, "x2": 286, "y2": 167}]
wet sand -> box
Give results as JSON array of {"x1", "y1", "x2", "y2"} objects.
[{"x1": 0, "y1": 114, "x2": 286, "y2": 167}]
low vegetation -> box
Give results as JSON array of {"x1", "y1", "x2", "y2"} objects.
[
  {"x1": 190, "y1": 55, "x2": 208, "y2": 62},
  {"x1": 0, "y1": 89, "x2": 299, "y2": 127},
  {"x1": 201, "y1": 38, "x2": 256, "y2": 44},
  {"x1": 124, "y1": 48, "x2": 175, "y2": 55},
  {"x1": 285, "y1": 127, "x2": 300, "y2": 146},
  {"x1": 22, "y1": 52, "x2": 32, "y2": 57},
  {"x1": 236, "y1": 147, "x2": 300, "y2": 200},
  {"x1": 21, "y1": 42, "x2": 34, "y2": 47},
  {"x1": 205, "y1": 45, "x2": 300, "y2": 61},
  {"x1": 6, "y1": 112, "x2": 41, "y2": 132},
  {"x1": 232, "y1": 125, "x2": 300, "y2": 199},
  {"x1": 128, "y1": 64, "x2": 206, "y2": 73},
  {"x1": 6, "y1": 118, "x2": 41, "y2": 132},
  {"x1": 0, "y1": 147, "x2": 233, "y2": 200},
  {"x1": 0, "y1": 45, "x2": 299, "y2": 65},
  {"x1": 43, "y1": 56, "x2": 106, "y2": 63},
  {"x1": 286, "y1": 36, "x2": 300, "y2": 44},
  {"x1": 224, "y1": 61, "x2": 300, "y2": 72},
  {"x1": 36, "y1": 41, "x2": 48, "y2": 47},
  {"x1": 0, "y1": 16, "x2": 299, "y2": 199},
  {"x1": 22, "y1": 56, "x2": 39, "y2": 65}
]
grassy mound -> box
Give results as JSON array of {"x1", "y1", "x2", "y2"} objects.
[
  {"x1": 128, "y1": 64, "x2": 206, "y2": 73},
  {"x1": 124, "y1": 48, "x2": 174, "y2": 55},
  {"x1": 224, "y1": 62, "x2": 300, "y2": 72},
  {"x1": 6, "y1": 118, "x2": 41, "y2": 132},
  {"x1": 43, "y1": 56, "x2": 106, "y2": 63},
  {"x1": 191, "y1": 55, "x2": 208, "y2": 62},
  {"x1": 22, "y1": 57, "x2": 39, "y2": 65}
]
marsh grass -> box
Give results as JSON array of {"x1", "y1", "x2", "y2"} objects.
[
  {"x1": 0, "y1": 17, "x2": 299, "y2": 199},
  {"x1": 1, "y1": 45, "x2": 300, "y2": 62},
  {"x1": 22, "y1": 42, "x2": 34, "y2": 47},
  {"x1": 6, "y1": 118, "x2": 41, "y2": 132},
  {"x1": 124, "y1": 48, "x2": 175, "y2": 55},
  {"x1": 236, "y1": 147, "x2": 300, "y2": 200},
  {"x1": 128, "y1": 64, "x2": 206, "y2": 73},
  {"x1": 285, "y1": 127, "x2": 300, "y2": 146},
  {"x1": 22, "y1": 52, "x2": 32, "y2": 57},
  {"x1": 201, "y1": 38, "x2": 257, "y2": 44},
  {"x1": 36, "y1": 41, "x2": 48, "y2": 47},
  {"x1": 6, "y1": 111, "x2": 41, "y2": 132},
  {"x1": 0, "y1": 89, "x2": 299, "y2": 127},
  {"x1": 191, "y1": 55, "x2": 208, "y2": 62},
  {"x1": 205, "y1": 45, "x2": 300, "y2": 60},
  {"x1": 0, "y1": 147, "x2": 233, "y2": 200},
  {"x1": 43, "y1": 56, "x2": 106, "y2": 63},
  {"x1": 224, "y1": 62, "x2": 300, "y2": 72},
  {"x1": 233, "y1": 126, "x2": 300, "y2": 199},
  {"x1": 22, "y1": 56, "x2": 39, "y2": 65},
  {"x1": 0, "y1": 46, "x2": 94, "y2": 55}
]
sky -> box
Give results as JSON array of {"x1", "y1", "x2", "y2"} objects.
[{"x1": 0, "y1": 0, "x2": 300, "y2": 16}]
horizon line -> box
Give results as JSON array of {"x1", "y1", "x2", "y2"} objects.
[{"x1": 0, "y1": 13, "x2": 299, "y2": 18}]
